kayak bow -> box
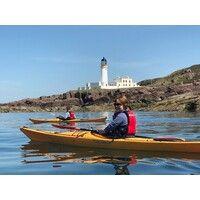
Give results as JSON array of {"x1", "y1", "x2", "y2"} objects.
[{"x1": 20, "y1": 127, "x2": 200, "y2": 153}]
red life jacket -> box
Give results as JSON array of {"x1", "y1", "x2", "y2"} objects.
[
  {"x1": 125, "y1": 110, "x2": 137, "y2": 135},
  {"x1": 69, "y1": 112, "x2": 76, "y2": 119}
]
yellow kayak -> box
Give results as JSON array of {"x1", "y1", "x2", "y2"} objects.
[
  {"x1": 20, "y1": 127, "x2": 200, "y2": 153},
  {"x1": 29, "y1": 117, "x2": 107, "y2": 124}
]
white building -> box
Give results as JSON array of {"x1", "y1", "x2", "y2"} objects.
[
  {"x1": 114, "y1": 76, "x2": 137, "y2": 87},
  {"x1": 78, "y1": 57, "x2": 139, "y2": 90}
]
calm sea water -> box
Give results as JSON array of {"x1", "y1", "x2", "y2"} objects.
[{"x1": 0, "y1": 111, "x2": 200, "y2": 175}]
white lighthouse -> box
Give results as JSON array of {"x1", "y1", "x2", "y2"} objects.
[
  {"x1": 100, "y1": 57, "x2": 108, "y2": 87},
  {"x1": 78, "y1": 57, "x2": 139, "y2": 90}
]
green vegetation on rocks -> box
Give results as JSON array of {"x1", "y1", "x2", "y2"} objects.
[{"x1": 138, "y1": 64, "x2": 200, "y2": 86}]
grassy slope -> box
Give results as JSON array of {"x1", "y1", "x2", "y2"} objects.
[{"x1": 138, "y1": 65, "x2": 200, "y2": 86}]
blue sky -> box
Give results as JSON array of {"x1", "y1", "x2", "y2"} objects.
[{"x1": 0, "y1": 26, "x2": 200, "y2": 103}]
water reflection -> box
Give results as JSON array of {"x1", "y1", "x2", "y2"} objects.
[
  {"x1": 21, "y1": 141, "x2": 138, "y2": 175},
  {"x1": 21, "y1": 141, "x2": 200, "y2": 175}
]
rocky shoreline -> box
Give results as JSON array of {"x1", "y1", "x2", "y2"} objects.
[
  {"x1": 1, "y1": 64, "x2": 200, "y2": 113},
  {"x1": 0, "y1": 82, "x2": 199, "y2": 113}
]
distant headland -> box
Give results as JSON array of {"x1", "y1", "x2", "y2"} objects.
[{"x1": 0, "y1": 64, "x2": 200, "y2": 113}]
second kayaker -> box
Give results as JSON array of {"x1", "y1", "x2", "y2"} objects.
[
  {"x1": 66, "y1": 108, "x2": 76, "y2": 120},
  {"x1": 57, "y1": 108, "x2": 76, "y2": 120},
  {"x1": 95, "y1": 98, "x2": 137, "y2": 138}
]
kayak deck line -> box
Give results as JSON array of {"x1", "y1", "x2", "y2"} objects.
[{"x1": 20, "y1": 126, "x2": 200, "y2": 153}]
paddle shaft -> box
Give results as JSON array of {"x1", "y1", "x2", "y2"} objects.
[{"x1": 52, "y1": 124, "x2": 153, "y2": 139}]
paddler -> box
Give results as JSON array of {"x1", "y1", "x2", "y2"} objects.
[
  {"x1": 94, "y1": 97, "x2": 137, "y2": 138},
  {"x1": 66, "y1": 108, "x2": 76, "y2": 120},
  {"x1": 57, "y1": 107, "x2": 76, "y2": 120}
]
